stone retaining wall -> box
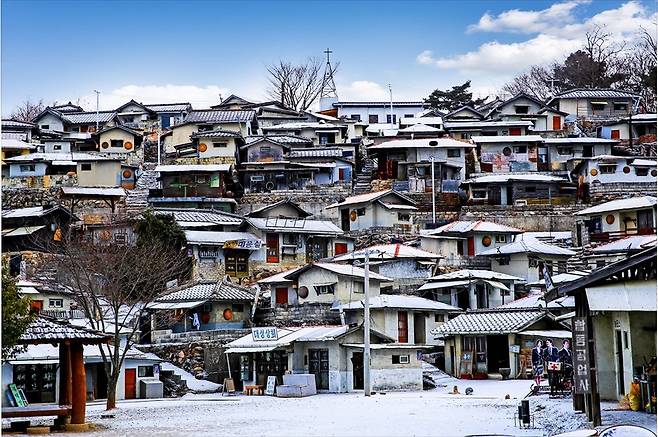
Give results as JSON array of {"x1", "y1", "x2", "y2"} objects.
[
  {"x1": 459, "y1": 204, "x2": 585, "y2": 232},
  {"x1": 588, "y1": 182, "x2": 656, "y2": 202},
  {"x1": 253, "y1": 303, "x2": 341, "y2": 327}
]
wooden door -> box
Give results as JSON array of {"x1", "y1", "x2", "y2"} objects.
[
  {"x1": 509, "y1": 128, "x2": 522, "y2": 136},
  {"x1": 334, "y1": 242, "x2": 348, "y2": 255},
  {"x1": 552, "y1": 116, "x2": 561, "y2": 131},
  {"x1": 308, "y1": 349, "x2": 329, "y2": 390},
  {"x1": 637, "y1": 210, "x2": 654, "y2": 234},
  {"x1": 266, "y1": 233, "x2": 279, "y2": 263},
  {"x1": 351, "y1": 352, "x2": 364, "y2": 390},
  {"x1": 467, "y1": 237, "x2": 475, "y2": 256},
  {"x1": 611, "y1": 129, "x2": 620, "y2": 139},
  {"x1": 338, "y1": 167, "x2": 345, "y2": 181},
  {"x1": 30, "y1": 300, "x2": 43, "y2": 313},
  {"x1": 125, "y1": 368, "x2": 136, "y2": 399},
  {"x1": 275, "y1": 287, "x2": 288, "y2": 305},
  {"x1": 397, "y1": 311, "x2": 409, "y2": 343}
]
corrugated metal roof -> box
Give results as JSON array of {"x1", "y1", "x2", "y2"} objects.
[
  {"x1": 1, "y1": 138, "x2": 37, "y2": 150},
  {"x1": 464, "y1": 174, "x2": 567, "y2": 184},
  {"x1": 247, "y1": 217, "x2": 344, "y2": 235},
  {"x1": 471, "y1": 135, "x2": 544, "y2": 143},
  {"x1": 586, "y1": 280, "x2": 656, "y2": 311},
  {"x1": 60, "y1": 187, "x2": 127, "y2": 197},
  {"x1": 340, "y1": 295, "x2": 460, "y2": 312},
  {"x1": 592, "y1": 235, "x2": 658, "y2": 253},
  {"x1": 145, "y1": 103, "x2": 191, "y2": 112},
  {"x1": 2, "y1": 226, "x2": 46, "y2": 237},
  {"x1": 429, "y1": 269, "x2": 522, "y2": 281},
  {"x1": 368, "y1": 138, "x2": 471, "y2": 150},
  {"x1": 155, "y1": 164, "x2": 231, "y2": 172},
  {"x1": 184, "y1": 230, "x2": 262, "y2": 246},
  {"x1": 62, "y1": 111, "x2": 117, "y2": 124},
  {"x1": 154, "y1": 208, "x2": 243, "y2": 226},
  {"x1": 155, "y1": 280, "x2": 255, "y2": 303},
  {"x1": 422, "y1": 220, "x2": 522, "y2": 236},
  {"x1": 19, "y1": 316, "x2": 111, "y2": 344},
  {"x1": 288, "y1": 148, "x2": 343, "y2": 158},
  {"x1": 554, "y1": 88, "x2": 640, "y2": 99},
  {"x1": 479, "y1": 239, "x2": 576, "y2": 257},
  {"x1": 574, "y1": 196, "x2": 657, "y2": 216},
  {"x1": 333, "y1": 243, "x2": 440, "y2": 262},
  {"x1": 2, "y1": 206, "x2": 64, "y2": 219},
  {"x1": 4, "y1": 152, "x2": 116, "y2": 163},
  {"x1": 432, "y1": 309, "x2": 545, "y2": 336},
  {"x1": 498, "y1": 292, "x2": 575, "y2": 309},
  {"x1": 179, "y1": 110, "x2": 256, "y2": 124}
]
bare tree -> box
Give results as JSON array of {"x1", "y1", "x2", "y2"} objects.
[
  {"x1": 502, "y1": 64, "x2": 556, "y2": 101},
  {"x1": 42, "y1": 216, "x2": 190, "y2": 410},
  {"x1": 266, "y1": 57, "x2": 336, "y2": 111},
  {"x1": 10, "y1": 99, "x2": 45, "y2": 122}
]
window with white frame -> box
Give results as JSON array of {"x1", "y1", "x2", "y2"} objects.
[
  {"x1": 495, "y1": 234, "x2": 507, "y2": 243},
  {"x1": 599, "y1": 164, "x2": 617, "y2": 174},
  {"x1": 19, "y1": 164, "x2": 36, "y2": 172},
  {"x1": 314, "y1": 284, "x2": 335, "y2": 295},
  {"x1": 447, "y1": 148, "x2": 461, "y2": 158},
  {"x1": 199, "y1": 245, "x2": 219, "y2": 259},
  {"x1": 49, "y1": 298, "x2": 63, "y2": 308}
]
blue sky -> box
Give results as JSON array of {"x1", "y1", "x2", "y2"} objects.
[{"x1": 2, "y1": 0, "x2": 655, "y2": 114}]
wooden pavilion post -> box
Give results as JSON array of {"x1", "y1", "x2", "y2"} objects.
[
  {"x1": 70, "y1": 342, "x2": 86, "y2": 425},
  {"x1": 58, "y1": 341, "x2": 72, "y2": 407}
]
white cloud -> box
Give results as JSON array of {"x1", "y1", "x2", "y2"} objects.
[
  {"x1": 340, "y1": 80, "x2": 390, "y2": 100},
  {"x1": 467, "y1": 0, "x2": 589, "y2": 35},
  {"x1": 71, "y1": 84, "x2": 229, "y2": 111},
  {"x1": 419, "y1": 1, "x2": 657, "y2": 77}
]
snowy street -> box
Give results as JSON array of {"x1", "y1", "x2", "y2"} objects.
[{"x1": 17, "y1": 375, "x2": 655, "y2": 437}]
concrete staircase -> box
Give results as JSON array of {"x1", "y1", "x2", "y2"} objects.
[
  {"x1": 125, "y1": 164, "x2": 159, "y2": 215},
  {"x1": 354, "y1": 157, "x2": 376, "y2": 194}
]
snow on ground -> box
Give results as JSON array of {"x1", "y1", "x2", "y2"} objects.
[{"x1": 159, "y1": 361, "x2": 220, "y2": 393}]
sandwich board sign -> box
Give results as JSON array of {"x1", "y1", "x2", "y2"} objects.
[{"x1": 265, "y1": 375, "x2": 277, "y2": 396}]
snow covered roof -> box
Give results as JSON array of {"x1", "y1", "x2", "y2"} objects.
[
  {"x1": 332, "y1": 244, "x2": 440, "y2": 262},
  {"x1": 591, "y1": 235, "x2": 658, "y2": 253},
  {"x1": 428, "y1": 269, "x2": 522, "y2": 281},
  {"x1": 631, "y1": 159, "x2": 657, "y2": 167},
  {"x1": 367, "y1": 138, "x2": 472, "y2": 150},
  {"x1": 8, "y1": 344, "x2": 155, "y2": 364},
  {"x1": 4, "y1": 152, "x2": 117, "y2": 163},
  {"x1": 60, "y1": 187, "x2": 127, "y2": 197},
  {"x1": 286, "y1": 262, "x2": 391, "y2": 282},
  {"x1": 154, "y1": 208, "x2": 243, "y2": 227},
  {"x1": 226, "y1": 325, "x2": 352, "y2": 353},
  {"x1": 526, "y1": 271, "x2": 590, "y2": 287},
  {"x1": 432, "y1": 309, "x2": 547, "y2": 336},
  {"x1": 497, "y1": 293, "x2": 575, "y2": 310},
  {"x1": 399, "y1": 117, "x2": 443, "y2": 126},
  {"x1": 1, "y1": 138, "x2": 36, "y2": 150},
  {"x1": 155, "y1": 164, "x2": 231, "y2": 172},
  {"x1": 574, "y1": 196, "x2": 657, "y2": 216},
  {"x1": 543, "y1": 137, "x2": 618, "y2": 144},
  {"x1": 246, "y1": 217, "x2": 343, "y2": 235},
  {"x1": 257, "y1": 266, "x2": 304, "y2": 285},
  {"x1": 471, "y1": 135, "x2": 544, "y2": 143},
  {"x1": 586, "y1": 280, "x2": 656, "y2": 312},
  {"x1": 184, "y1": 230, "x2": 262, "y2": 246},
  {"x1": 1, "y1": 205, "x2": 72, "y2": 219},
  {"x1": 263, "y1": 122, "x2": 346, "y2": 130},
  {"x1": 443, "y1": 120, "x2": 533, "y2": 129},
  {"x1": 154, "y1": 280, "x2": 254, "y2": 303},
  {"x1": 421, "y1": 220, "x2": 522, "y2": 236},
  {"x1": 18, "y1": 316, "x2": 111, "y2": 344},
  {"x1": 325, "y1": 190, "x2": 416, "y2": 209},
  {"x1": 463, "y1": 174, "x2": 567, "y2": 184},
  {"x1": 339, "y1": 295, "x2": 461, "y2": 312},
  {"x1": 397, "y1": 124, "x2": 442, "y2": 133},
  {"x1": 479, "y1": 239, "x2": 576, "y2": 257},
  {"x1": 552, "y1": 88, "x2": 639, "y2": 99}
]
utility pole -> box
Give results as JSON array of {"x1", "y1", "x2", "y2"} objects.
[
  {"x1": 93, "y1": 90, "x2": 101, "y2": 132},
  {"x1": 157, "y1": 119, "x2": 162, "y2": 166},
  {"x1": 363, "y1": 250, "x2": 371, "y2": 397},
  {"x1": 431, "y1": 156, "x2": 436, "y2": 224},
  {"x1": 388, "y1": 84, "x2": 394, "y2": 126}
]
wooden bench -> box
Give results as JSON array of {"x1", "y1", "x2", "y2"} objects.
[
  {"x1": 2, "y1": 405, "x2": 71, "y2": 419},
  {"x1": 243, "y1": 385, "x2": 264, "y2": 396}
]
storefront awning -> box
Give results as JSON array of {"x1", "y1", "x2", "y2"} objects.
[
  {"x1": 586, "y1": 280, "x2": 657, "y2": 312},
  {"x1": 148, "y1": 300, "x2": 207, "y2": 310},
  {"x1": 483, "y1": 280, "x2": 510, "y2": 291},
  {"x1": 519, "y1": 330, "x2": 572, "y2": 339},
  {"x1": 225, "y1": 346, "x2": 280, "y2": 354}
]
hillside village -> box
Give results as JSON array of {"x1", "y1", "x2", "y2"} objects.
[{"x1": 1, "y1": 58, "x2": 657, "y2": 433}]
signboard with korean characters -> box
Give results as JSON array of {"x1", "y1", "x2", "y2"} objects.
[
  {"x1": 223, "y1": 239, "x2": 263, "y2": 250},
  {"x1": 252, "y1": 327, "x2": 278, "y2": 341},
  {"x1": 572, "y1": 316, "x2": 591, "y2": 394}
]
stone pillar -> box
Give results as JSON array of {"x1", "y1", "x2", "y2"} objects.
[{"x1": 70, "y1": 343, "x2": 86, "y2": 425}]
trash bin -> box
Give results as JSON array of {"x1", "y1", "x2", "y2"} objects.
[{"x1": 140, "y1": 378, "x2": 164, "y2": 399}]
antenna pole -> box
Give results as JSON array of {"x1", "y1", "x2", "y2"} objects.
[
  {"x1": 388, "y1": 84, "x2": 394, "y2": 125},
  {"x1": 93, "y1": 90, "x2": 101, "y2": 132}
]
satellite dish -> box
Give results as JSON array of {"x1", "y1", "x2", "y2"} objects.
[{"x1": 298, "y1": 286, "x2": 309, "y2": 299}]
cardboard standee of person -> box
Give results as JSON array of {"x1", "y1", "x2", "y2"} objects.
[{"x1": 265, "y1": 375, "x2": 277, "y2": 396}]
